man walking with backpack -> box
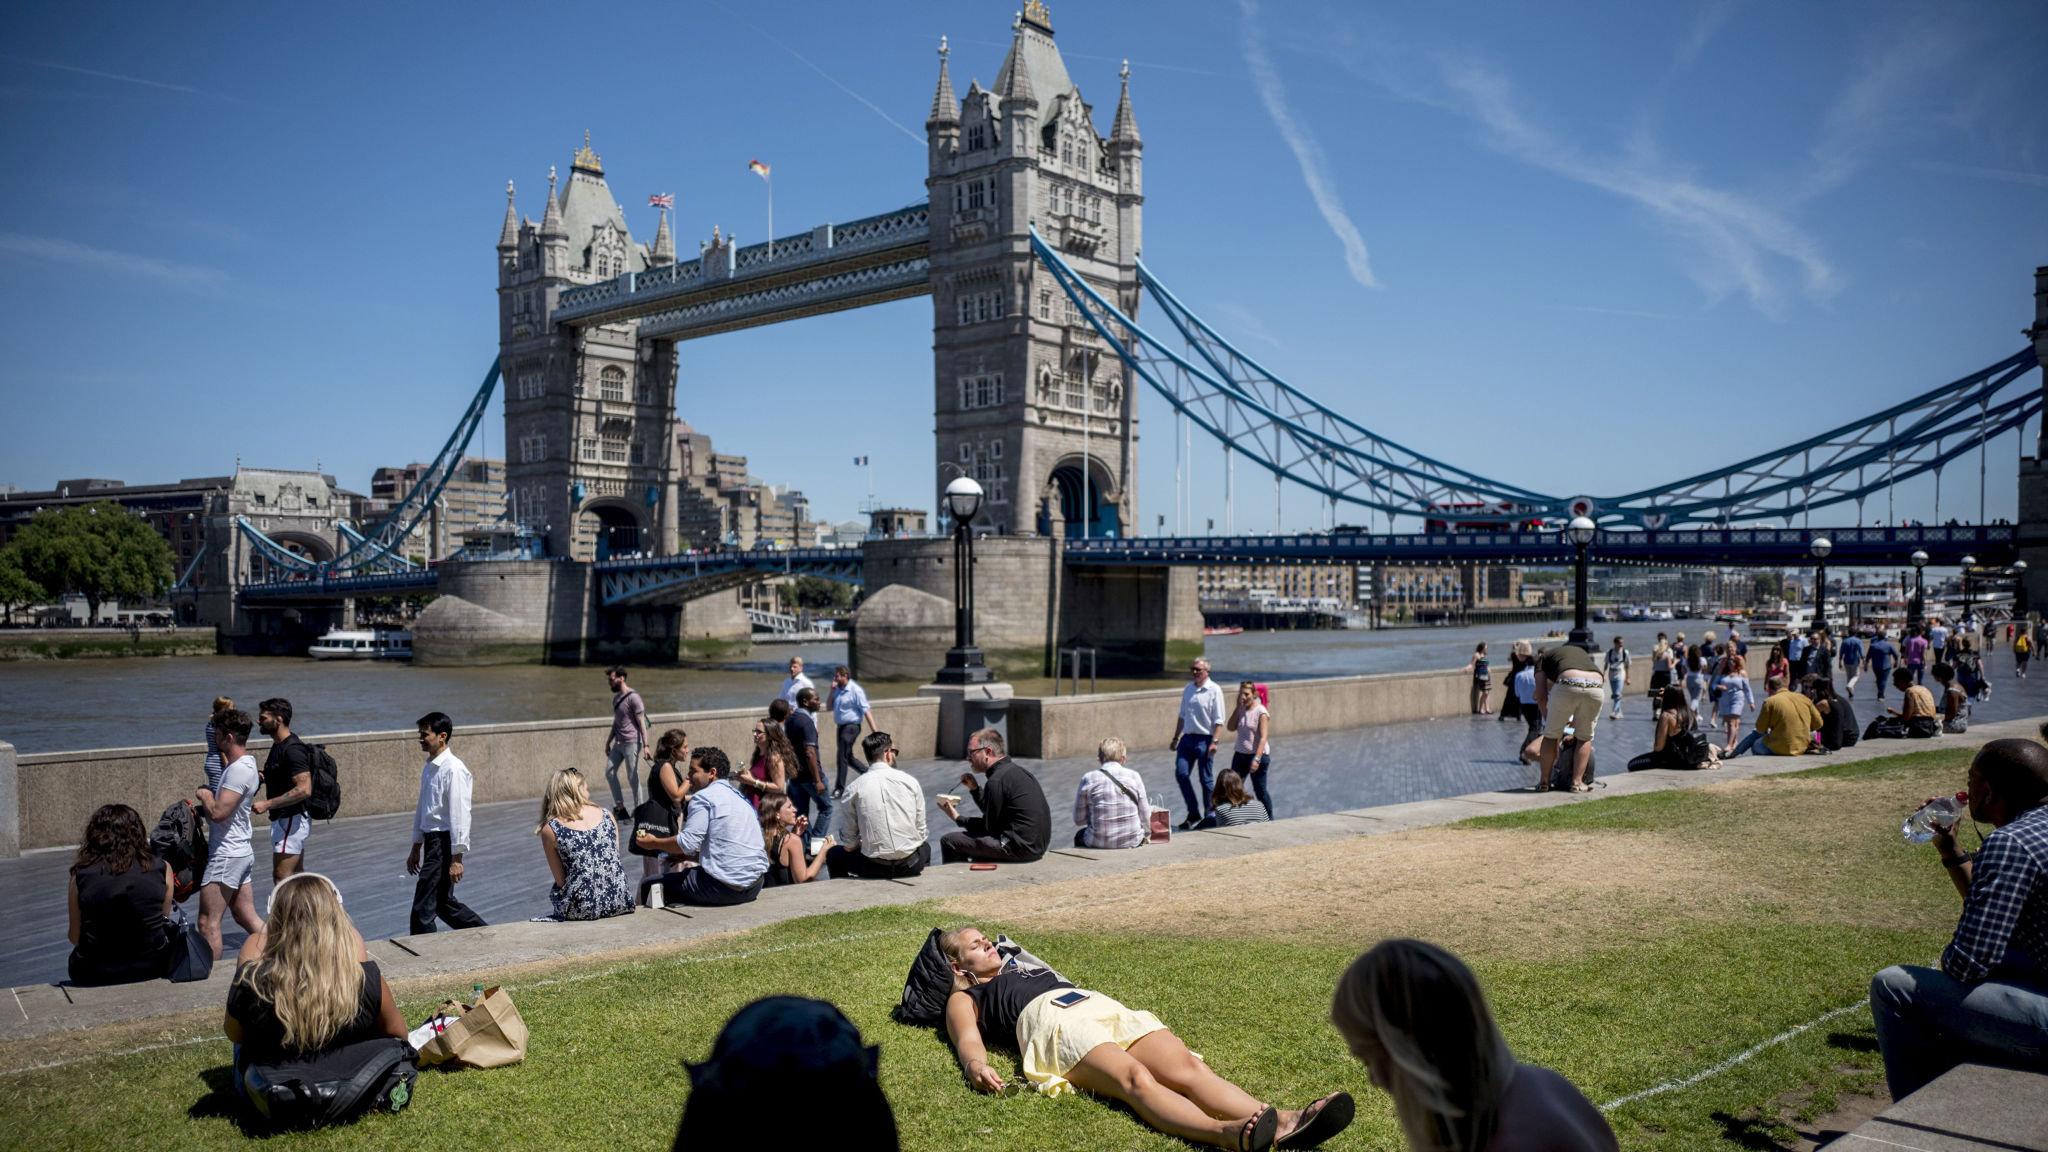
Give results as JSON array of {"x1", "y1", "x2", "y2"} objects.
[
  {"x1": 252, "y1": 698, "x2": 314, "y2": 881},
  {"x1": 406, "y1": 711, "x2": 486, "y2": 935}
]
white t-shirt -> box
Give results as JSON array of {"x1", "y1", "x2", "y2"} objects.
[{"x1": 209, "y1": 753, "x2": 260, "y2": 860}]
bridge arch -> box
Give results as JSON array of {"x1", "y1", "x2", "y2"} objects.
[
  {"x1": 580, "y1": 499, "x2": 644, "y2": 561},
  {"x1": 248, "y1": 531, "x2": 334, "y2": 584},
  {"x1": 1041, "y1": 455, "x2": 1121, "y2": 538}
]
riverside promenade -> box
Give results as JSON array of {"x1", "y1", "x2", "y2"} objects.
[{"x1": 5, "y1": 671, "x2": 2045, "y2": 1036}]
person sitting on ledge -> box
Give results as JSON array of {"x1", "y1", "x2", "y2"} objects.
[
  {"x1": 760, "y1": 796, "x2": 829, "y2": 887},
  {"x1": 636, "y1": 747, "x2": 769, "y2": 907},
  {"x1": 938, "y1": 926, "x2": 1354, "y2": 1150},
  {"x1": 1869, "y1": 737, "x2": 2048, "y2": 1100},
  {"x1": 937, "y1": 729, "x2": 1051, "y2": 865},
  {"x1": 535, "y1": 768, "x2": 634, "y2": 921},
  {"x1": 1332, "y1": 937, "x2": 1617, "y2": 1152},
  {"x1": 1728, "y1": 674, "x2": 1822, "y2": 757},
  {"x1": 66, "y1": 803, "x2": 178, "y2": 987},
  {"x1": 1198, "y1": 770, "x2": 1271, "y2": 829},
  {"x1": 826, "y1": 730, "x2": 932, "y2": 878},
  {"x1": 1072, "y1": 736, "x2": 1151, "y2": 849},
  {"x1": 1627, "y1": 686, "x2": 1717, "y2": 772}
]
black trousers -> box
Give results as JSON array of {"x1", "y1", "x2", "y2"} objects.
[
  {"x1": 825, "y1": 841, "x2": 929, "y2": 879},
  {"x1": 939, "y1": 819, "x2": 1042, "y2": 864},
  {"x1": 833, "y1": 723, "x2": 865, "y2": 791},
  {"x1": 411, "y1": 831, "x2": 486, "y2": 935}
]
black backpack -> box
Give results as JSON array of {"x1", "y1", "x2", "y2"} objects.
[
  {"x1": 240, "y1": 1036, "x2": 416, "y2": 1129},
  {"x1": 1549, "y1": 736, "x2": 1597, "y2": 790},
  {"x1": 304, "y1": 744, "x2": 343, "y2": 820},
  {"x1": 149, "y1": 799, "x2": 208, "y2": 903}
]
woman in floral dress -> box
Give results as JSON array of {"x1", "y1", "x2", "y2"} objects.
[{"x1": 535, "y1": 768, "x2": 632, "y2": 920}]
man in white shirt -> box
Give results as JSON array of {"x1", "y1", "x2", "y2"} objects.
[
  {"x1": 829, "y1": 664, "x2": 875, "y2": 797},
  {"x1": 1168, "y1": 657, "x2": 1226, "y2": 830},
  {"x1": 779, "y1": 656, "x2": 814, "y2": 708},
  {"x1": 192, "y1": 707, "x2": 265, "y2": 958},
  {"x1": 405, "y1": 711, "x2": 486, "y2": 935},
  {"x1": 826, "y1": 731, "x2": 930, "y2": 878},
  {"x1": 1073, "y1": 736, "x2": 1150, "y2": 849}
]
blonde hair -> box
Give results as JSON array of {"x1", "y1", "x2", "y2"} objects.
[
  {"x1": 1097, "y1": 736, "x2": 1127, "y2": 764},
  {"x1": 1331, "y1": 939, "x2": 1513, "y2": 1152},
  {"x1": 212, "y1": 695, "x2": 233, "y2": 714},
  {"x1": 536, "y1": 768, "x2": 590, "y2": 833},
  {"x1": 1510, "y1": 639, "x2": 1533, "y2": 658},
  {"x1": 236, "y1": 873, "x2": 364, "y2": 1053}
]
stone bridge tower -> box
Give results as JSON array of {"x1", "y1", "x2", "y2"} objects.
[
  {"x1": 497, "y1": 134, "x2": 680, "y2": 561},
  {"x1": 925, "y1": 2, "x2": 1144, "y2": 536}
]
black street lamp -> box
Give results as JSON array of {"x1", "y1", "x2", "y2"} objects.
[
  {"x1": 1810, "y1": 536, "x2": 1833, "y2": 635},
  {"x1": 1909, "y1": 549, "x2": 1929, "y2": 628},
  {"x1": 936, "y1": 476, "x2": 991, "y2": 684},
  {"x1": 1959, "y1": 553, "x2": 1977, "y2": 631},
  {"x1": 1566, "y1": 515, "x2": 1598, "y2": 651}
]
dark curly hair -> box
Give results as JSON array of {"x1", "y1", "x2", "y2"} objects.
[{"x1": 72, "y1": 803, "x2": 153, "y2": 877}]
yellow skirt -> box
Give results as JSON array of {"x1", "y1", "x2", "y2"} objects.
[{"x1": 1016, "y1": 989, "x2": 1169, "y2": 1097}]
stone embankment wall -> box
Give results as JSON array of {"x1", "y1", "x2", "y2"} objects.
[
  {"x1": 5, "y1": 698, "x2": 940, "y2": 856},
  {"x1": 0, "y1": 628, "x2": 218, "y2": 661}
]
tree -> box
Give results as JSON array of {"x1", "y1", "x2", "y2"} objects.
[
  {"x1": 788, "y1": 575, "x2": 856, "y2": 611},
  {"x1": 0, "y1": 544, "x2": 48, "y2": 624},
  {"x1": 1750, "y1": 571, "x2": 1786, "y2": 606},
  {"x1": 11, "y1": 502, "x2": 176, "y2": 622}
]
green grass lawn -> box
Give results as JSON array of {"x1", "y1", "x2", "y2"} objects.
[{"x1": 0, "y1": 746, "x2": 1987, "y2": 1151}]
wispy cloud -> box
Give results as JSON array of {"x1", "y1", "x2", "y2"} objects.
[
  {"x1": 1910, "y1": 160, "x2": 2048, "y2": 190},
  {"x1": 1, "y1": 55, "x2": 206, "y2": 95},
  {"x1": 1210, "y1": 302, "x2": 1286, "y2": 349},
  {"x1": 0, "y1": 233, "x2": 228, "y2": 290},
  {"x1": 1433, "y1": 56, "x2": 1833, "y2": 314},
  {"x1": 1800, "y1": 21, "x2": 1967, "y2": 200},
  {"x1": 1238, "y1": 0, "x2": 1380, "y2": 290},
  {"x1": 708, "y1": 2, "x2": 921, "y2": 146},
  {"x1": 1673, "y1": 1, "x2": 1739, "y2": 73}
]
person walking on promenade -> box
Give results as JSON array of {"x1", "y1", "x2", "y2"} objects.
[
  {"x1": 203, "y1": 695, "x2": 233, "y2": 791},
  {"x1": 192, "y1": 708, "x2": 265, "y2": 958},
  {"x1": 2015, "y1": 628, "x2": 2031, "y2": 679},
  {"x1": 405, "y1": 711, "x2": 485, "y2": 935},
  {"x1": 1466, "y1": 643, "x2": 1492, "y2": 715},
  {"x1": 938, "y1": 729, "x2": 1050, "y2": 864},
  {"x1": 1168, "y1": 658, "x2": 1226, "y2": 830},
  {"x1": 1928, "y1": 617, "x2": 1951, "y2": 665},
  {"x1": 604, "y1": 666, "x2": 650, "y2": 823},
  {"x1": 1072, "y1": 736, "x2": 1151, "y2": 850},
  {"x1": 1870, "y1": 738, "x2": 2048, "y2": 1100},
  {"x1": 636, "y1": 747, "x2": 770, "y2": 907},
  {"x1": 1535, "y1": 642, "x2": 1604, "y2": 793},
  {"x1": 1904, "y1": 625, "x2": 1931, "y2": 686},
  {"x1": 1765, "y1": 642, "x2": 1790, "y2": 685},
  {"x1": 1714, "y1": 655, "x2": 1757, "y2": 756},
  {"x1": 782, "y1": 689, "x2": 831, "y2": 836},
  {"x1": 779, "y1": 656, "x2": 813, "y2": 707},
  {"x1": 252, "y1": 698, "x2": 313, "y2": 882},
  {"x1": 1497, "y1": 641, "x2": 1531, "y2": 724},
  {"x1": 1684, "y1": 646, "x2": 1710, "y2": 724},
  {"x1": 1648, "y1": 634, "x2": 1673, "y2": 719},
  {"x1": 826, "y1": 731, "x2": 931, "y2": 878},
  {"x1": 1604, "y1": 636, "x2": 1631, "y2": 721},
  {"x1": 828, "y1": 664, "x2": 874, "y2": 798},
  {"x1": 1840, "y1": 628, "x2": 1867, "y2": 697},
  {"x1": 1869, "y1": 630, "x2": 1900, "y2": 701},
  {"x1": 1228, "y1": 681, "x2": 1275, "y2": 819}
]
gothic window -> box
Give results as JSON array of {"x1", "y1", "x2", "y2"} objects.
[
  {"x1": 602, "y1": 439, "x2": 627, "y2": 464},
  {"x1": 959, "y1": 378, "x2": 973, "y2": 409},
  {"x1": 630, "y1": 440, "x2": 645, "y2": 464},
  {"x1": 1063, "y1": 297, "x2": 1081, "y2": 327},
  {"x1": 1089, "y1": 195, "x2": 1101, "y2": 223},
  {"x1": 958, "y1": 296, "x2": 974, "y2": 325},
  {"x1": 991, "y1": 291, "x2": 1005, "y2": 319},
  {"x1": 959, "y1": 443, "x2": 973, "y2": 462},
  {"x1": 968, "y1": 180, "x2": 986, "y2": 210},
  {"x1": 1038, "y1": 289, "x2": 1053, "y2": 320},
  {"x1": 989, "y1": 439, "x2": 1003, "y2": 460},
  {"x1": 954, "y1": 184, "x2": 965, "y2": 212},
  {"x1": 973, "y1": 295, "x2": 988, "y2": 323},
  {"x1": 967, "y1": 123, "x2": 985, "y2": 151},
  {"x1": 1061, "y1": 138, "x2": 1073, "y2": 165},
  {"x1": 600, "y1": 365, "x2": 626, "y2": 402},
  {"x1": 1063, "y1": 370, "x2": 1085, "y2": 411},
  {"x1": 581, "y1": 437, "x2": 598, "y2": 462}
]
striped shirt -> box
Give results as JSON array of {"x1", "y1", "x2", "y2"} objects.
[
  {"x1": 1943, "y1": 805, "x2": 2048, "y2": 985},
  {"x1": 1073, "y1": 762, "x2": 1150, "y2": 850},
  {"x1": 1214, "y1": 802, "x2": 1270, "y2": 827}
]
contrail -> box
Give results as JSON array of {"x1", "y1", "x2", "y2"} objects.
[{"x1": 709, "y1": 2, "x2": 923, "y2": 146}]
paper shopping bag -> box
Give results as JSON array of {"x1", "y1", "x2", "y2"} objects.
[{"x1": 415, "y1": 986, "x2": 528, "y2": 1069}]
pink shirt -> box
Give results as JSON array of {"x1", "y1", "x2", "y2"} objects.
[
  {"x1": 1904, "y1": 635, "x2": 1929, "y2": 665},
  {"x1": 610, "y1": 689, "x2": 646, "y2": 744}
]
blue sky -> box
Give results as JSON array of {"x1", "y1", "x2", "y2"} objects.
[{"x1": 2, "y1": 0, "x2": 2044, "y2": 533}]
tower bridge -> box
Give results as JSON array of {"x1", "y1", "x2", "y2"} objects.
[{"x1": 223, "y1": 2, "x2": 2048, "y2": 673}]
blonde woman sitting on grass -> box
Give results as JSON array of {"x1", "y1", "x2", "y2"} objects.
[{"x1": 939, "y1": 926, "x2": 1353, "y2": 1150}]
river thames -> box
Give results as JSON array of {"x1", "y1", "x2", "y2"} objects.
[{"x1": 3, "y1": 619, "x2": 1730, "y2": 753}]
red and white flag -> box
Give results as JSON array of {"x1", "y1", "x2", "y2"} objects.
[
  {"x1": 748, "y1": 159, "x2": 771, "y2": 180},
  {"x1": 648, "y1": 193, "x2": 674, "y2": 209}
]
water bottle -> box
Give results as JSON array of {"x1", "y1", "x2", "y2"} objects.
[
  {"x1": 472, "y1": 982, "x2": 485, "y2": 1005},
  {"x1": 1902, "y1": 793, "x2": 1968, "y2": 843}
]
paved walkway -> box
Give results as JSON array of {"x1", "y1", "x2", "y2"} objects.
[{"x1": 6, "y1": 688, "x2": 2041, "y2": 1046}]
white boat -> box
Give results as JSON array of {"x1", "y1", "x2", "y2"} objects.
[{"x1": 309, "y1": 628, "x2": 413, "y2": 661}]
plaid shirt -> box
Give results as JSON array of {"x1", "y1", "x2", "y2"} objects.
[{"x1": 1943, "y1": 804, "x2": 2048, "y2": 985}]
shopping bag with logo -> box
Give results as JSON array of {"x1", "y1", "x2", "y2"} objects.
[{"x1": 414, "y1": 985, "x2": 528, "y2": 1069}]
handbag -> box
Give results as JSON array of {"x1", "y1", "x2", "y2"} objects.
[
  {"x1": 166, "y1": 909, "x2": 214, "y2": 984},
  {"x1": 1100, "y1": 766, "x2": 1163, "y2": 844},
  {"x1": 240, "y1": 1036, "x2": 417, "y2": 1129},
  {"x1": 628, "y1": 797, "x2": 676, "y2": 857},
  {"x1": 415, "y1": 985, "x2": 528, "y2": 1069}
]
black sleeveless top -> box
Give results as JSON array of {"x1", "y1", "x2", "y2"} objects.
[
  {"x1": 70, "y1": 859, "x2": 172, "y2": 986},
  {"x1": 766, "y1": 830, "x2": 798, "y2": 887},
  {"x1": 965, "y1": 967, "x2": 1075, "y2": 1049},
  {"x1": 647, "y1": 761, "x2": 683, "y2": 823},
  {"x1": 228, "y1": 960, "x2": 386, "y2": 1065}
]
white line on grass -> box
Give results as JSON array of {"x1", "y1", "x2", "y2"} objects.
[
  {"x1": 1599, "y1": 1001, "x2": 1866, "y2": 1112},
  {"x1": 0, "y1": 1032, "x2": 217, "y2": 1076}
]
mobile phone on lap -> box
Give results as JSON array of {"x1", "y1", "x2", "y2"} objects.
[{"x1": 1050, "y1": 990, "x2": 1091, "y2": 1008}]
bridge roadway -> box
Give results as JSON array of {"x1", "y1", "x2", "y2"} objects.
[{"x1": 8, "y1": 654, "x2": 2045, "y2": 988}]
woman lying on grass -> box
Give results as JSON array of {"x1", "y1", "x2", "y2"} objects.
[{"x1": 939, "y1": 926, "x2": 1354, "y2": 1150}]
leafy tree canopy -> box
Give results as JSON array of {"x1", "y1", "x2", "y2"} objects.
[{"x1": 10, "y1": 502, "x2": 176, "y2": 619}]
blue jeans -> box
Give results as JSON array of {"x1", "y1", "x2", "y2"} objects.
[
  {"x1": 788, "y1": 777, "x2": 833, "y2": 838},
  {"x1": 1175, "y1": 734, "x2": 1217, "y2": 824},
  {"x1": 1231, "y1": 750, "x2": 1274, "y2": 819},
  {"x1": 1870, "y1": 964, "x2": 2048, "y2": 1098},
  {"x1": 1729, "y1": 730, "x2": 1776, "y2": 757}
]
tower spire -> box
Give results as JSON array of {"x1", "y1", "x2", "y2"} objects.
[
  {"x1": 999, "y1": 18, "x2": 1036, "y2": 107},
  {"x1": 497, "y1": 180, "x2": 519, "y2": 250},
  {"x1": 928, "y1": 35, "x2": 959, "y2": 125},
  {"x1": 1112, "y1": 59, "x2": 1141, "y2": 144},
  {"x1": 541, "y1": 165, "x2": 566, "y2": 236},
  {"x1": 571, "y1": 129, "x2": 603, "y2": 175},
  {"x1": 651, "y1": 208, "x2": 674, "y2": 265}
]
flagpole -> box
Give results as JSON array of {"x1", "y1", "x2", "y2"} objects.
[{"x1": 767, "y1": 172, "x2": 774, "y2": 253}]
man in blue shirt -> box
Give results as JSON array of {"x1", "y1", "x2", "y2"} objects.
[
  {"x1": 1839, "y1": 630, "x2": 1867, "y2": 697},
  {"x1": 1867, "y1": 632, "x2": 1899, "y2": 701},
  {"x1": 1870, "y1": 738, "x2": 2048, "y2": 1099},
  {"x1": 636, "y1": 747, "x2": 769, "y2": 907},
  {"x1": 828, "y1": 664, "x2": 874, "y2": 798}
]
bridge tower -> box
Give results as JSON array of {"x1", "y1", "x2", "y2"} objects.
[
  {"x1": 926, "y1": 2, "x2": 1144, "y2": 536},
  {"x1": 2019, "y1": 266, "x2": 2048, "y2": 610},
  {"x1": 497, "y1": 134, "x2": 680, "y2": 562}
]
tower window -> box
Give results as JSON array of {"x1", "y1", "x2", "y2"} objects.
[
  {"x1": 600, "y1": 365, "x2": 626, "y2": 402},
  {"x1": 1037, "y1": 289, "x2": 1053, "y2": 320},
  {"x1": 967, "y1": 124, "x2": 986, "y2": 151}
]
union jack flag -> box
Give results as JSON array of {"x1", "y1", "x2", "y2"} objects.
[{"x1": 648, "y1": 193, "x2": 674, "y2": 209}]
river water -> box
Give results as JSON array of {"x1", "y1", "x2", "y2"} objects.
[{"x1": 0, "y1": 619, "x2": 1708, "y2": 753}]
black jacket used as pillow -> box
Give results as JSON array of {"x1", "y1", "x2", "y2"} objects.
[{"x1": 894, "y1": 929, "x2": 1064, "y2": 1026}]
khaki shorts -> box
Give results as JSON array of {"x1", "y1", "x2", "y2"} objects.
[
  {"x1": 1016, "y1": 989, "x2": 1169, "y2": 1097},
  {"x1": 1544, "y1": 680, "x2": 1605, "y2": 742}
]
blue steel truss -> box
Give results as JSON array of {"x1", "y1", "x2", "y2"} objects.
[
  {"x1": 238, "y1": 568, "x2": 440, "y2": 601},
  {"x1": 1033, "y1": 232, "x2": 2043, "y2": 529},
  {"x1": 596, "y1": 549, "x2": 864, "y2": 608}
]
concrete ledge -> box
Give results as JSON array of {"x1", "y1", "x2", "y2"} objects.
[
  {"x1": 6, "y1": 714, "x2": 2035, "y2": 1046},
  {"x1": 0, "y1": 741, "x2": 15, "y2": 858},
  {"x1": 1819, "y1": 1063, "x2": 2048, "y2": 1150}
]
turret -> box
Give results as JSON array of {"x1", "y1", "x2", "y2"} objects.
[
  {"x1": 927, "y1": 35, "x2": 960, "y2": 171},
  {"x1": 651, "y1": 209, "x2": 674, "y2": 266},
  {"x1": 997, "y1": 18, "x2": 1038, "y2": 160},
  {"x1": 497, "y1": 180, "x2": 520, "y2": 281},
  {"x1": 539, "y1": 166, "x2": 567, "y2": 277}
]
